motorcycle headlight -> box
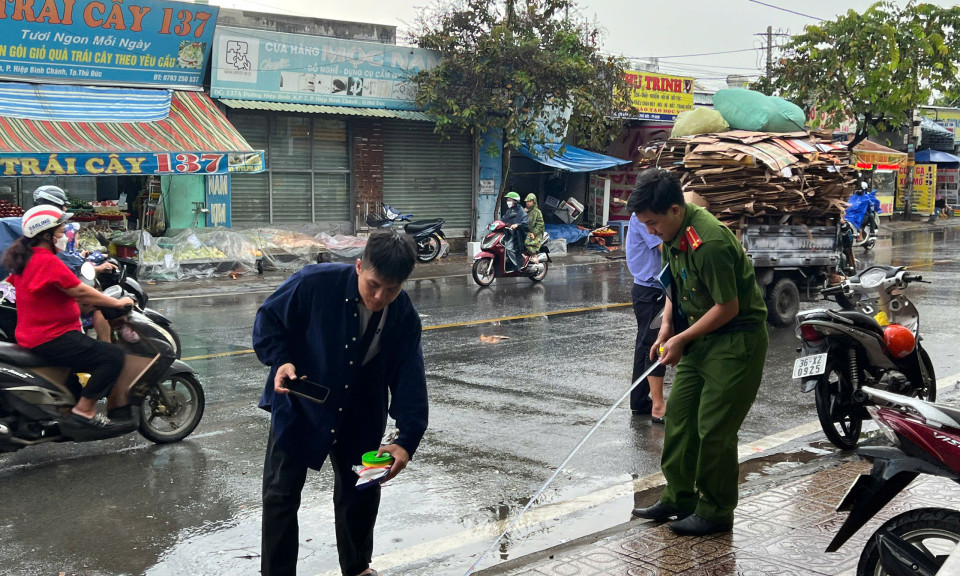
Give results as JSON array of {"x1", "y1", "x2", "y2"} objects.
[{"x1": 481, "y1": 234, "x2": 497, "y2": 249}]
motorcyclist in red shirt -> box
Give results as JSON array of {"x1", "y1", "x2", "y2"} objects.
[{"x1": 2, "y1": 206, "x2": 135, "y2": 430}]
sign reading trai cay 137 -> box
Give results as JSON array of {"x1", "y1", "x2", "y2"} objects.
[{"x1": 0, "y1": 0, "x2": 218, "y2": 89}]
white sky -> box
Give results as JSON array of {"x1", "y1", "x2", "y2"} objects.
[{"x1": 213, "y1": 0, "x2": 956, "y2": 90}]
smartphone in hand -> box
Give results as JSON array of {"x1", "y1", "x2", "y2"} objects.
[{"x1": 282, "y1": 378, "x2": 331, "y2": 404}]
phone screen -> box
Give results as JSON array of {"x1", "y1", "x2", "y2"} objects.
[{"x1": 282, "y1": 378, "x2": 331, "y2": 404}]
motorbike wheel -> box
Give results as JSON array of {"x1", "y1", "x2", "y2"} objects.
[
  {"x1": 416, "y1": 234, "x2": 442, "y2": 263},
  {"x1": 472, "y1": 257, "x2": 495, "y2": 287},
  {"x1": 814, "y1": 365, "x2": 862, "y2": 450},
  {"x1": 529, "y1": 261, "x2": 548, "y2": 282},
  {"x1": 139, "y1": 373, "x2": 205, "y2": 444},
  {"x1": 917, "y1": 346, "x2": 937, "y2": 402},
  {"x1": 857, "y1": 508, "x2": 960, "y2": 576}
]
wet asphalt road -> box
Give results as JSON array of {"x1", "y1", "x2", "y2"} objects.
[{"x1": 2, "y1": 226, "x2": 960, "y2": 576}]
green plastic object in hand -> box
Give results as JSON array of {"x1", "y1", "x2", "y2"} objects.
[{"x1": 362, "y1": 451, "x2": 394, "y2": 467}]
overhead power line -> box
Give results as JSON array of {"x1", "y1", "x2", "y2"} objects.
[
  {"x1": 747, "y1": 0, "x2": 823, "y2": 21},
  {"x1": 648, "y1": 47, "x2": 764, "y2": 59}
]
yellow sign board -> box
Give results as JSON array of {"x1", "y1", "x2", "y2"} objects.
[
  {"x1": 896, "y1": 164, "x2": 936, "y2": 214},
  {"x1": 623, "y1": 71, "x2": 694, "y2": 121}
]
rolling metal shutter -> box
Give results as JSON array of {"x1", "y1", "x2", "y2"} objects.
[
  {"x1": 382, "y1": 120, "x2": 474, "y2": 236},
  {"x1": 229, "y1": 113, "x2": 270, "y2": 224}
]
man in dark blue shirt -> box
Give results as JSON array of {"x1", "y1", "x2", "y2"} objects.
[{"x1": 253, "y1": 229, "x2": 428, "y2": 576}]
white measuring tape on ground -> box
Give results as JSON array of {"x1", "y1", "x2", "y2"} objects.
[{"x1": 463, "y1": 358, "x2": 665, "y2": 575}]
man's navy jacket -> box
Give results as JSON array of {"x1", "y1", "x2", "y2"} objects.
[{"x1": 253, "y1": 263, "x2": 428, "y2": 470}]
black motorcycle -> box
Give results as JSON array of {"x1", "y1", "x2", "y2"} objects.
[{"x1": 366, "y1": 203, "x2": 447, "y2": 263}]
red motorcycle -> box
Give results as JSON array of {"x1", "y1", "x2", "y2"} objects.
[
  {"x1": 472, "y1": 220, "x2": 551, "y2": 286},
  {"x1": 827, "y1": 386, "x2": 960, "y2": 575}
]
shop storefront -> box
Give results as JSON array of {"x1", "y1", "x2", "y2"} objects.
[
  {"x1": 210, "y1": 26, "x2": 478, "y2": 236},
  {"x1": 0, "y1": 0, "x2": 264, "y2": 232},
  {"x1": 852, "y1": 140, "x2": 906, "y2": 215}
]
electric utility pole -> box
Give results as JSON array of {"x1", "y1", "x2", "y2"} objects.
[{"x1": 766, "y1": 26, "x2": 773, "y2": 79}]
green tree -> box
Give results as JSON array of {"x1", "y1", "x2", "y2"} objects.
[
  {"x1": 773, "y1": 1, "x2": 960, "y2": 147},
  {"x1": 410, "y1": 0, "x2": 633, "y2": 199}
]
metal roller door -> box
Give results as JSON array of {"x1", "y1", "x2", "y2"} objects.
[{"x1": 382, "y1": 120, "x2": 474, "y2": 236}]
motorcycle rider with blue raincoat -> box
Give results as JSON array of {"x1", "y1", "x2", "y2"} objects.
[{"x1": 500, "y1": 191, "x2": 528, "y2": 272}]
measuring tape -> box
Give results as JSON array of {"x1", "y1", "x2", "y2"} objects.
[{"x1": 463, "y1": 356, "x2": 666, "y2": 575}]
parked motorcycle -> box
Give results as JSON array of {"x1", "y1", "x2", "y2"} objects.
[
  {"x1": 826, "y1": 386, "x2": 960, "y2": 576},
  {"x1": 0, "y1": 283, "x2": 204, "y2": 452},
  {"x1": 366, "y1": 203, "x2": 448, "y2": 263},
  {"x1": 472, "y1": 220, "x2": 551, "y2": 286},
  {"x1": 794, "y1": 265, "x2": 936, "y2": 449}
]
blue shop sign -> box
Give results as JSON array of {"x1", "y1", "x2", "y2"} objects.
[
  {"x1": 210, "y1": 26, "x2": 439, "y2": 110},
  {"x1": 206, "y1": 173, "x2": 231, "y2": 227},
  {"x1": 0, "y1": 0, "x2": 218, "y2": 89},
  {"x1": 0, "y1": 151, "x2": 263, "y2": 176}
]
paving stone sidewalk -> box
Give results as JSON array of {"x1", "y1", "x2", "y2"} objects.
[{"x1": 485, "y1": 459, "x2": 958, "y2": 576}]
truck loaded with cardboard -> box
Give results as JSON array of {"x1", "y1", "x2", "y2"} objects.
[{"x1": 641, "y1": 90, "x2": 855, "y2": 326}]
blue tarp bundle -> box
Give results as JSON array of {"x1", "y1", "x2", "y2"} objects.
[
  {"x1": 517, "y1": 143, "x2": 631, "y2": 172},
  {"x1": 845, "y1": 191, "x2": 881, "y2": 229},
  {"x1": 545, "y1": 223, "x2": 591, "y2": 244},
  {"x1": 0, "y1": 217, "x2": 23, "y2": 279}
]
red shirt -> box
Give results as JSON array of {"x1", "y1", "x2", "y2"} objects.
[{"x1": 9, "y1": 246, "x2": 81, "y2": 348}]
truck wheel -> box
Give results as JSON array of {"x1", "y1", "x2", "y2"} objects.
[{"x1": 765, "y1": 278, "x2": 799, "y2": 327}]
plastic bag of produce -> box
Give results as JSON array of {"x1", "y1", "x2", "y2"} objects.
[
  {"x1": 671, "y1": 107, "x2": 730, "y2": 137},
  {"x1": 713, "y1": 89, "x2": 807, "y2": 133}
]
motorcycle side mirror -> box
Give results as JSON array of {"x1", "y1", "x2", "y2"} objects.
[{"x1": 79, "y1": 262, "x2": 97, "y2": 286}]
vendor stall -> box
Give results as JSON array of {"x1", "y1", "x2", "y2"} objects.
[{"x1": 852, "y1": 140, "x2": 906, "y2": 216}]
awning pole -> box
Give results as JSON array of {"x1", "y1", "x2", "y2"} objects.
[{"x1": 602, "y1": 178, "x2": 611, "y2": 225}]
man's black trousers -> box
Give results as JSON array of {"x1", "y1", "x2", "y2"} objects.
[{"x1": 630, "y1": 283, "x2": 666, "y2": 412}]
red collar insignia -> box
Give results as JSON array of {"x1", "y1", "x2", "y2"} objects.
[{"x1": 685, "y1": 226, "x2": 703, "y2": 251}]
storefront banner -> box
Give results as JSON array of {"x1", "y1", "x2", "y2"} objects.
[
  {"x1": 210, "y1": 26, "x2": 439, "y2": 110},
  {"x1": 0, "y1": 151, "x2": 264, "y2": 176},
  {"x1": 921, "y1": 108, "x2": 960, "y2": 145},
  {"x1": 206, "y1": 173, "x2": 230, "y2": 227},
  {"x1": 622, "y1": 71, "x2": 694, "y2": 121},
  {"x1": 0, "y1": 0, "x2": 218, "y2": 89},
  {"x1": 896, "y1": 163, "x2": 936, "y2": 214}
]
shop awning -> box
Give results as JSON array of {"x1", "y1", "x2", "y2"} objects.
[
  {"x1": 0, "y1": 86, "x2": 264, "y2": 176},
  {"x1": 516, "y1": 143, "x2": 631, "y2": 172},
  {"x1": 218, "y1": 99, "x2": 435, "y2": 121},
  {"x1": 915, "y1": 149, "x2": 960, "y2": 163},
  {"x1": 850, "y1": 139, "x2": 906, "y2": 170}
]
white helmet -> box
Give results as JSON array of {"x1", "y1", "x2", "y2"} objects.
[
  {"x1": 22, "y1": 205, "x2": 73, "y2": 239},
  {"x1": 33, "y1": 185, "x2": 68, "y2": 208}
]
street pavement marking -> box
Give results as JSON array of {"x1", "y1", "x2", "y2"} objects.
[
  {"x1": 179, "y1": 303, "x2": 632, "y2": 361},
  {"x1": 311, "y1": 370, "x2": 960, "y2": 576}
]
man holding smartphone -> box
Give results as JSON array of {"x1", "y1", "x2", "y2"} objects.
[{"x1": 253, "y1": 229, "x2": 428, "y2": 576}]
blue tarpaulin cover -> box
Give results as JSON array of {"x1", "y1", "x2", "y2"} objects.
[
  {"x1": 545, "y1": 223, "x2": 591, "y2": 244},
  {"x1": 915, "y1": 149, "x2": 960, "y2": 163},
  {"x1": 517, "y1": 143, "x2": 631, "y2": 172}
]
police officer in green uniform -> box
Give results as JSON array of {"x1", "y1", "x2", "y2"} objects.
[{"x1": 628, "y1": 169, "x2": 768, "y2": 536}]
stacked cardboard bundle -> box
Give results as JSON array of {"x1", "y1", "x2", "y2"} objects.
[{"x1": 648, "y1": 130, "x2": 855, "y2": 231}]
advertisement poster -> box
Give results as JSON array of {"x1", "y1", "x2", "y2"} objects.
[
  {"x1": 211, "y1": 26, "x2": 440, "y2": 110},
  {"x1": 622, "y1": 71, "x2": 694, "y2": 121},
  {"x1": 896, "y1": 163, "x2": 936, "y2": 214},
  {"x1": 0, "y1": 150, "x2": 263, "y2": 176},
  {"x1": 921, "y1": 108, "x2": 960, "y2": 145},
  {"x1": 0, "y1": 0, "x2": 218, "y2": 89}
]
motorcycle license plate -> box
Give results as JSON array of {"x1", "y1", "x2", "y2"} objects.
[{"x1": 793, "y1": 353, "x2": 828, "y2": 379}]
